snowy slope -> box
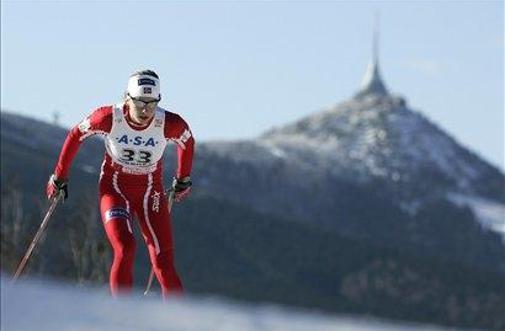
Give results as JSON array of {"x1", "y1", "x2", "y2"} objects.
[
  {"x1": 449, "y1": 193, "x2": 505, "y2": 237},
  {"x1": 201, "y1": 94, "x2": 505, "y2": 238},
  {"x1": 0, "y1": 111, "x2": 69, "y2": 151},
  {"x1": 1, "y1": 110, "x2": 104, "y2": 175},
  {"x1": 1, "y1": 277, "x2": 477, "y2": 331},
  {"x1": 261, "y1": 95, "x2": 499, "y2": 193}
]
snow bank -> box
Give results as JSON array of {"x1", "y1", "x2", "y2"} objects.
[
  {"x1": 449, "y1": 193, "x2": 505, "y2": 239},
  {"x1": 1, "y1": 277, "x2": 475, "y2": 331}
]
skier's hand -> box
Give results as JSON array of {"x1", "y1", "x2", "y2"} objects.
[
  {"x1": 46, "y1": 174, "x2": 68, "y2": 201},
  {"x1": 171, "y1": 176, "x2": 192, "y2": 202}
]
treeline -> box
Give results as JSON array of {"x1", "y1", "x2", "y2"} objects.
[
  {"x1": 2, "y1": 180, "x2": 505, "y2": 330},
  {"x1": 1, "y1": 176, "x2": 109, "y2": 285},
  {"x1": 173, "y1": 191, "x2": 505, "y2": 330}
]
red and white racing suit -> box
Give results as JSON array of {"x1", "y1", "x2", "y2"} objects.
[{"x1": 52, "y1": 102, "x2": 194, "y2": 297}]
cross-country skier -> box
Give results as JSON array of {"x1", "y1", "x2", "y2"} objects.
[{"x1": 46, "y1": 69, "x2": 194, "y2": 298}]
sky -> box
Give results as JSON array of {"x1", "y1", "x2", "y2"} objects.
[{"x1": 1, "y1": 1, "x2": 503, "y2": 170}]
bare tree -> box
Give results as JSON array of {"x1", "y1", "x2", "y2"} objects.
[
  {"x1": 0, "y1": 177, "x2": 29, "y2": 273},
  {"x1": 67, "y1": 191, "x2": 109, "y2": 285}
]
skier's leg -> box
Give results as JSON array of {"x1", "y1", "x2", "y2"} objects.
[
  {"x1": 146, "y1": 243, "x2": 183, "y2": 297},
  {"x1": 138, "y1": 183, "x2": 183, "y2": 298},
  {"x1": 99, "y1": 182, "x2": 136, "y2": 296}
]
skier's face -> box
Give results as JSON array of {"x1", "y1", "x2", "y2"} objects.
[{"x1": 127, "y1": 95, "x2": 159, "y2": 125}]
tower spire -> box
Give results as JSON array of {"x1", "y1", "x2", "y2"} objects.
[
  {"x1": 355, "y1": 12, "x2": 389, "y2": 99},
  {"x1": 373, "y1": 12, "x2": 379, "y2": 65}
]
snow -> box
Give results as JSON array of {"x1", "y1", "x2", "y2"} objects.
[
  {"x1": 259, "y1": 96, "x2": 488, "y2": 191},
  {"x1": 80, "y1": 164, "x2": 97, "y2": 174},
  {"x1": 263, "y1": 144, "x2": 288, "y2": 159},
  {"x1": 448, "y1": 193, "x2": 505, "y2": 239},
  {"x1": 220, "y1": 96, "x2": 505, "y2": 241},
  {"x1": 0, "y1": 277, "x2": 474, "y2": 331}
]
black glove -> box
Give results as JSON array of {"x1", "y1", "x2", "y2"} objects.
[
  {"x1": 46, "y1": 174, "x2": 68, "y2": 200},
  {"x1": 171, "y1": 176, "x2": 192, "y2": 202}
]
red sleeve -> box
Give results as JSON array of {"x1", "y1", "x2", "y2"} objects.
[
  {"x1": 164, "y1": 112, "x2": 195, "y2": 179},
  {"x1": 53, "y1": 106, "x2": 113, "y2": 179}
]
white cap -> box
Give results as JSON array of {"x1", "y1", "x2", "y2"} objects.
[{"x1": 127, "y1": 74, "x2": 161, "y2": 99}]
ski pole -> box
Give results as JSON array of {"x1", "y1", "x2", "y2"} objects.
[
  {"x1": 12, "y1": 191, "x2": 64, "y2": 282},
  {"x1": 144, "y1": 189, "x2": 175, "y2": 296}
]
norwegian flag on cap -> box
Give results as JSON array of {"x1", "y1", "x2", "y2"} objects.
[{"x1": 127, "y1": 73, "x2": 161, "y2": 99}]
